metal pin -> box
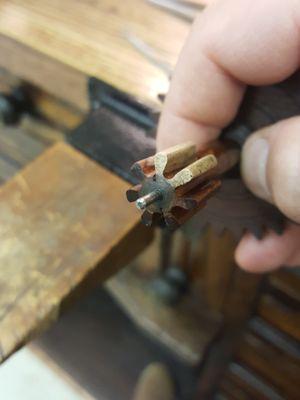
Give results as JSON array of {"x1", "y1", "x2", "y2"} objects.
[{"x1": 136, "y1": 190, "x2": 162, "y2": 210}]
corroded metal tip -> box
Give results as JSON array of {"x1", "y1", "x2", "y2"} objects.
[{"x1": 135, "y1": 190, "x2": 162, "y2": 211}]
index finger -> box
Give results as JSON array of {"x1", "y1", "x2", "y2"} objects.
[{"x1": 157, "y1": 0, "x2": 300, "y2": 150}]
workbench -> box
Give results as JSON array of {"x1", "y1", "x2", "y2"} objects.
[
  {"x1": 0, "y1": 0, "x2": 186, "y2": 363},
  {"x1": 0, "y1": 0, "x2": 190, "y2": 110},
  {"x1": 0, "y1": 1, "x2": 299, "y2": 399}
]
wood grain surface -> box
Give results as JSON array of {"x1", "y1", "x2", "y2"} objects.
[
  {"x1": 0, "y1": 142, "x2": 152, "y2": 364},
  {"x1": 258, "y1": 294, "x2": 300, "y2": 342},
  {"x1": 236, "y1": 333, "x2": 300, "y2": 400},
  {"x1": 106, "y1": 266, "x2": 220, "y2": 366},
  {"x1": 0, "y1": 0, "x2": 191, "y2": 108},
  {"x1": 0, "y1": 34, "x2": 89, "y2": 111},
  {"x1": 220, "y1": 363, "x2": 282, "y2": 400}
]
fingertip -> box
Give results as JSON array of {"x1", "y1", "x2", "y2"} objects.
[
  {"x1": 235, "y1": 234, "x2": 264, "y2": 273},
  {"x1": 156, "y1": 112, "x2": 220, "y2": 151},
  {"x1": 242, "y1": 117, "x2": 300, "y2": 223},
  {"x1": 235, "y1": 231, "x2": 283, "y2": 273},
  {"x1": 241, "y1": 135, "x2": 272, "y2": 203}
]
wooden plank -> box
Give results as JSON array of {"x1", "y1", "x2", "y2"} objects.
[
  {"x1": 0, "y1": 124, "x2": 47, "y2": 166},
  {"x1": 269, "y1": 270, "x2": 300, "y2": 303},
  {"x1": 196, "y1": 268, "x2": 263, "y2": 398},
  {"x1": 106, "y1": 265, "x2": 221, "y2": 366},
  {"x1": 19, "y1": 116, "x2": 66, "y2": 146},
  {"x1": 0, "y1": 142, "x2": 152, "y2": 364},
  {"x1": 29, "y1": 89, "x2": 83, "y2": 131},
  {"x1": 223, "y1": 363, "x2": 284, "y2": 400},
  {"x1": 0, "y1": 0, "x2": 190, "y2": 108},
  {"x1": 0, "y1": 35, "x2": 88, "y2": 111},
  {"x1": 222, "y1": 268, "x2": 263, "y2": 321},
  {"x1": 0, "y1": 114, "x2": 65, "y2": 185},
  {"x1": 257, "y1": 294, "x2": 300, "y2": 342},
  {"x1": 0, "y1": 66, "x2": 20, "y2": 92},
  {"x1": 219, "y1": 377, "x2": 253, "y2": 400},
  {"x1": 202, "y1": 230, "x2": 237, "y2": 312},
  {"x1": 236, "y1": 333, "x2": 300, "y2": 400},
  {"x1": 105, "y1": 228, "x2": 221, "y2": 366},
  {"x1": 0, "y1": 154, "x2": 19, "y2": 182},
  {"x1": 0, "y1": 69, "x2": 82, "y2": 131},
  {"x1": 249, "y1": 317, "x2": 300, "y2": 360}
]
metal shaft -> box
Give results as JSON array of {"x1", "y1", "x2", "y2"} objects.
[{"x1": 136, "y1": 190, "x2": 162, "y2": 210}]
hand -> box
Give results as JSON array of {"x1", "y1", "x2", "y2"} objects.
[{"x1": 157, "y1": 0, "x2": 300, "y2": 272}]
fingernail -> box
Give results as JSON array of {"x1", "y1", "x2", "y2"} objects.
[{"x1": 242, "y1": 137, "x2": 271, "y2": 202}]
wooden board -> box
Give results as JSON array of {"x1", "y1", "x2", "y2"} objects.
[
  {"x1": 258, "y1": 294, "x2": 300, "y2": 342},
  {"x1": 0, "y1": 124, "x2": 47, "y2": 166},
  {"x1": 269, "y1": 270, "x2": 300, "y2": 303},
  {"x1": 0, "y1": 0, "x2": 191, "y2": 109},
  {"x1": 236, "y1": 333, "x2": 300, "y2": 400},
  {"x1": 0, "y1": 68, "x2": 83, "y2": 131},
  {"x1": 0, "y1": 114, "x2": 65, "y2": 186},
  {"x1": 106, "y1": 266, "x2": 221, "y2": 366},
  {"x1": 0, "y1": 34, "x2": 89, "y2": 111},
  {"x1": 220, "y1": 363, "x2": 283, "y2": 400},
  {"x1": 0, "y1": 142, "x2": 152, "y2": 364}
]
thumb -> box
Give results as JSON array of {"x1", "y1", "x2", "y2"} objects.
[{"x1": 241, "y1": 116, "x2": 300, "y2": 223}]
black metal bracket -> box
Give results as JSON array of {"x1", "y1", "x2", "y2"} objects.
[
  {"x1": 68, "y1": 78, "x2": 158, "y2": 183},
  {"x1": 88, "y1": 78, "x2": 159, "y2": 130}
]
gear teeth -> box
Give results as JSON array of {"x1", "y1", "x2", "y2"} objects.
[
  {"x1": 180, "y1": 179, "x2": 286, "y2": 241},
  {"x1": 126, "y1": 184, "x2": 141, "y2": 202},
  {"x1": 129, "y1": 143, "x2": 284, "y2": 238},
  {"x1": 131, "y1": 157, "x2": 155, "y2": 180},
  {"x1": 129, "y1": 143, "x2": 223, "y2": 232},
  {"x1": 247, "y1": 223, "x2": 264, "y2": 239},
  {"x1": 164, "y1": 212, "x2": 180, "y2": 231},
  {"x1": 131, "y1": 162, "x2": 147, "y2": 180},
  {"x1": 141, "y1": 210, "x2": 154, "y2": 227},
  {"x1": 267, "y1": 218, "x2": 285, "y2": 235},
  {"x1": 141, "y1": 210, "x2": 166, "y2": 228}
]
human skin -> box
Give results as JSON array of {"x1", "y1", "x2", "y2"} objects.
[{"x1": 156, "y1": 0, "x2": 300, "y2": 272}]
